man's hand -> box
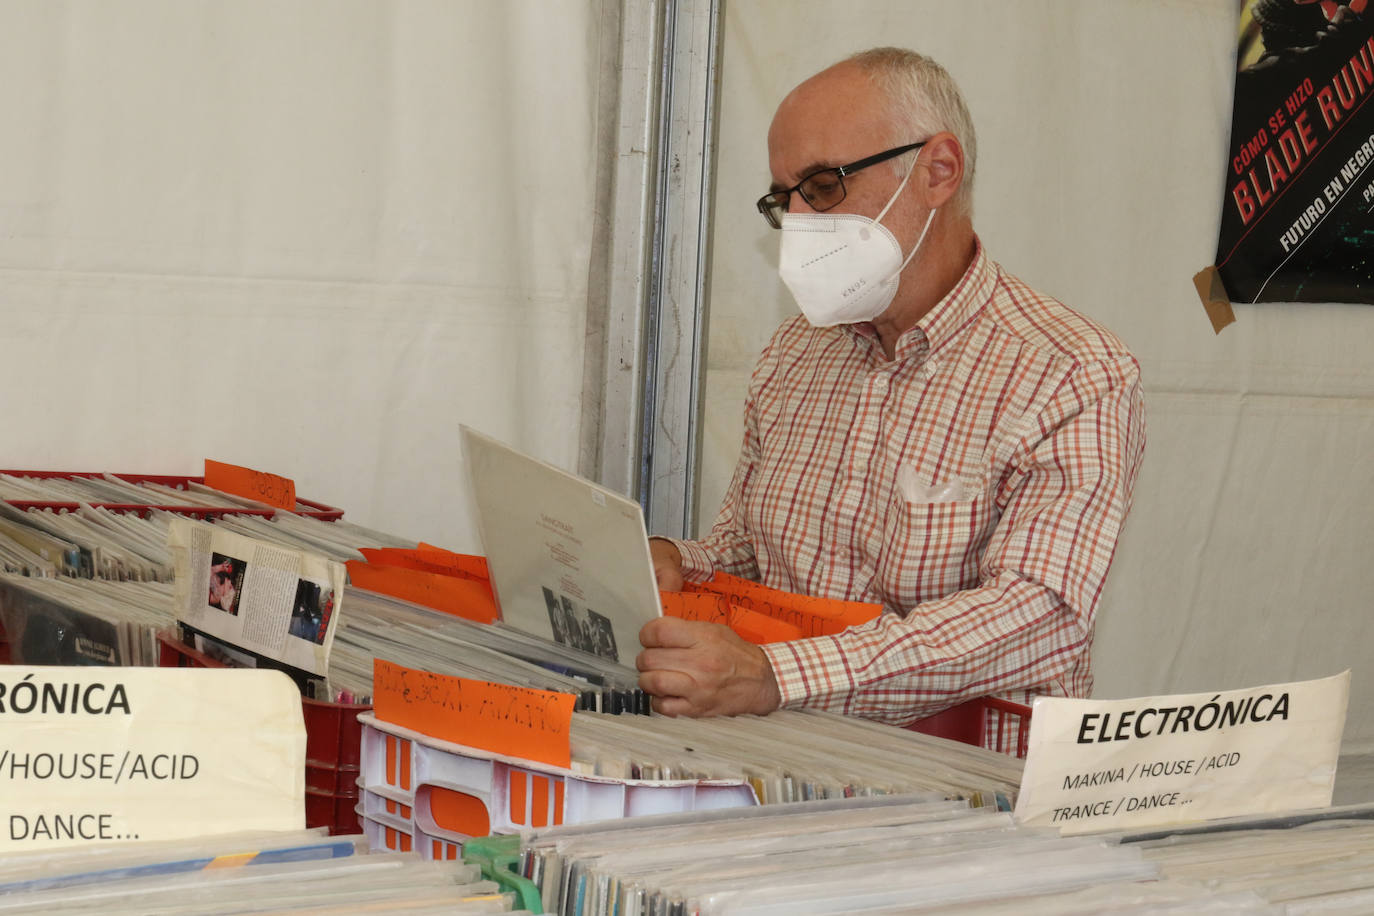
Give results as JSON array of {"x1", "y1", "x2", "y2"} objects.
[
  {"x1": 649, "y1": 538, "x2": 685, "y2": 592},
  {"x1": 636, "y1": 617, "x2": 782, "y2": 717}
]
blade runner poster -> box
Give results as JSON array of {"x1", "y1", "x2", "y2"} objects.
[{"x1": 1214, "y1": 0, "x2": 1374, "y2": 304}]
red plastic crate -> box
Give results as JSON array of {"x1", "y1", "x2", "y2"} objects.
[
  {"x1": 306, "y1": 762, "x2": 361, "y2": 795},
  {"x1": 157, "y1": 631, "x2": 370, "y2": 834},
  {"x1": 0, "y1": 471, "x2": 343, "y2": 520},
  {"x1": 306, "y1": 788, "x2": 363, "y2": 836},
  {"x1": 907, "y1": 697, "x2": 1031, "y2": 758},
  {"x1": 303, "y1": 695, "x2": 366, "y2": 770}
]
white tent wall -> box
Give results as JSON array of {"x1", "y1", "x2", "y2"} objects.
[
  {"x1": 698, "y1": 0, "x2": 1374, "y2": 751},
  {"x1": 0, "y1": 0, "x2": 625, "y2": 554}
]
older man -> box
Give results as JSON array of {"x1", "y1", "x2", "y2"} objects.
[{"x1": 637, "y1": 48, "x2": 1145, "y2": 734}]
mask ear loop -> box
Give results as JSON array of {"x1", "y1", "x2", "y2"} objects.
[
  {"x1": 871, "y1": 151, "x2": 920, "y2": 226},
  {"x1": 869, "y1": 150, "x2": 938, "y2": 279},
  {"x1": 895, "y1": 207, "x2": 938, "y2": 274}
]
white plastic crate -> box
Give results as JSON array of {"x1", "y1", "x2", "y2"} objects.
[
  {"x1": 358, "y1": 804, "x2": 415, "y2": 854},
  {"x1": 414, "y1": 818, "x2": 464, "y2": 861},
  {"x1": 358, "y1": 797, "x2": 463, "y2": 862},
  {"x1": 359, "y1": 713, "x2": 758, "y2": 840},
  {"x1": 360, "y1": 784, "x2": 414, "y2": 821}
]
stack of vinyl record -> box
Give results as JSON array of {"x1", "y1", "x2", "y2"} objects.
[
  {"x1": 326, "y1": 587, "x2": 647, "y2": 712},
  {"x1": 0, "y1": 498, "x2": 411, "y2": 667},
  {"x1": 558, "y1": 708, "x2": 1022, "y2": 807},
  {"x1": 0, "y1": 575, "x2": 173, "y2": 665},
  {"x1": 517, "y1": 795, "x2": 1158, "y2": 915},
  {"x1": 0, "y1": 829, "x2": 527, "y2": 914},
  {"x1": 515, "y1": 798, "x2": 1374, "y2": 914},
  {"x1": 0, "y1": 470, "x2": 413, "y2": 579}
]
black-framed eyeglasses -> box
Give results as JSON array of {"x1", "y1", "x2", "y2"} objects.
[{"x1": 755, "y1": 141, "x2": 926, "y2": 230}]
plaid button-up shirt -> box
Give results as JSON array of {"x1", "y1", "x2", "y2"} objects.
[{"x1": 672, "y1": 242, "x2": 1146, "y2": 729}]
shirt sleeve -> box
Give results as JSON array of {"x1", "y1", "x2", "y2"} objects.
[{"x1": 762, "y1": 353, "x2": 1146, "y2": 725}]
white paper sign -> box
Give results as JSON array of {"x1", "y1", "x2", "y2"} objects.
[
  {"x1": 1014, "y1": 672, "x2": 1349, "y2": 835},
  {"x1": 0, "y1": 667, "x2": 305, "y2": 851}
]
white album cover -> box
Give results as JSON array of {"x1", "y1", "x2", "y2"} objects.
[{"x1": 461, "y1": 427, "x2": 662, "y2": 665}]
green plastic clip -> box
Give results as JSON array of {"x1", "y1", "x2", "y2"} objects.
[{"x1": 463, "y1": 834, "x2": 542, "y2": 914}]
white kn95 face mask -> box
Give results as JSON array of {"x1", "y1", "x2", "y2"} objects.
[{"x1": 777, "y1": 156, "x2": 936, "y2": 328}]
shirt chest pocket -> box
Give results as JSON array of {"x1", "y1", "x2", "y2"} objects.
[{"x1": 879, "y1": 473, "x2": 993, "y2": 606}]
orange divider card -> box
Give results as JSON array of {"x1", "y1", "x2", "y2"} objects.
[
  {"x1": 373, "y1": 659, "x2": 574, "y2": 769},
  {"x1": 417, "y1": 544, "x2": 490, "y2": 580},
  {"x1": 700, "y1": 572, "x2": 881, "y2": 635},
  {"x1": 204, "y1": 459, "x2": 297, "y2": 511},
  {"x1": 727, "y1": 606, "x2": 805, "y2": 644},
  {"x1": 358, "y1": 547, "x2": 491, "y2": 582},
  {"x1": 346, "y1": 561, "x2": 499, "y2": 623},
  {"x1": 659, "y1": 592, "x2": 805, "y2": 644},
  {"x1": 659, "y1": 591, "x2": 730, "y2": 625}
]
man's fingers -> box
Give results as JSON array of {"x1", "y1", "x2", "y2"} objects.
[
  {"x1": 636, "y1": 617, "x2": 781, "y2": 717},
  {"x1": 649, "y1": 538, "x2": 685, "y2": 593},
  {"x1": 654, "y1": 563, "x2": 685, "y2": 592},
  {"x1": 639, "y1": 616, "x2": 714, "y2": 649},
  {"x1": 635, "y1": 646, "x2": 699, "y2": 673},
  {"x1": 650, "y1": 695, "x2": 699, "y2": 717},
  {"x1": 637, "y1": 667, "x2": 696, "y2": 699}
]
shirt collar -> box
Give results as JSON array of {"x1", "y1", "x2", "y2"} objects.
[
  {"x1": 842, "y1": 237, "x2": 994, "y2": 362},
  {"x1": 902, "y1": 236, "x2": 994, "y2": 358}
]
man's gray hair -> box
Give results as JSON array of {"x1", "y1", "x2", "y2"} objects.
[{"x1": 846, "y1": 47, "x2": 977, "y2": 218}]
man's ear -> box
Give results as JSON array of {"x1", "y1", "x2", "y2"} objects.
[{"x1": 916, "y1": 131, "x2": 964, "y2": 209}]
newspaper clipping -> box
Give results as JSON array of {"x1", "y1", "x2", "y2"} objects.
[{"x1": 168, "y1": 518, "x2": 343, "y2": 677}]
